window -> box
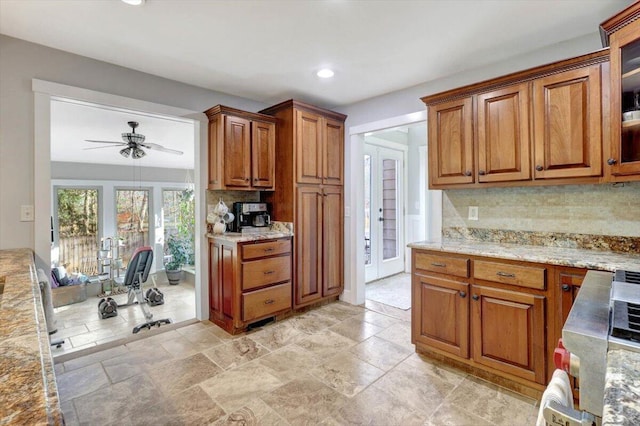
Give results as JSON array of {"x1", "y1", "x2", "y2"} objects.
[
  {"x1": 162, "y1": 188, "x2": 195, "y2": 265},
  {"x1": 116, "y1": 189, "x2": 150, "y2": 266},
  {"x1": 54, "y1": 188, "x2": 99, "y2": 274}
]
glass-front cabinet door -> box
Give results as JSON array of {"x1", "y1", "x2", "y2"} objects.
[{"x1": 604, "y1": 3, "x2": 640, "y2": 178}]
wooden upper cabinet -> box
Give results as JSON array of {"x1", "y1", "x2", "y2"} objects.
[
  {"x1": 251, "y1": 121, "x2": 275, "y2": 188},
  {"x1": 204, "y1": 105, "x2": 277, "y2": 191},
  {"x1": 224, "y1": 116, "x2": 252, "y2": 187},
  {"x1": 323, "y1": 118, "x2": 344, "y2": 185},
  {"x1": 296, "y1": 110, "x2": 323, "y2": 185},
  {"x1": 601, "y1": 3, "x2": 640, "y2": 180},
  {"x1": 422, "y1": 49, "x2": 609, "y2": 189},
  {"x1": 477, "y1": 83, "x2": 531, "y2": 182},
  {"x1": 428, "y1": 97, "x2": 474, "y2": 186},
  {"x1": 532, "y1": 65, "x2": 602, "y2": 179}
]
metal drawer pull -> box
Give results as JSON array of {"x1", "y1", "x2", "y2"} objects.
[
  {"x1": 431, "y1": 262, "x2": 446, "y2": 267},
  {"x1": 497, "y1": 271, "x2": 516, "y2": 278},
  {"x1": 264, "y1": 270, "x2": 275, "y2": 275},
  {"x1": 263, "y1": 248, "x2": 274, "y2": 252},
  {"x1": 264, "y1": 299, "x2": 275, "y2": 305}
]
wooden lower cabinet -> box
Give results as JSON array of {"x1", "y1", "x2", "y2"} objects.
[
  {"x1": 209, "y1": 237, "x2": 292, "y2": 334},
  {"x1": 413, "y1": 273, "x2": 469, "y2": 358},
  {"x1": 471, "y1": 285, "x2": 545, "y2": 384},
  {"x1": 412, "y1": 248, "x2": 560, "y2": 394}
]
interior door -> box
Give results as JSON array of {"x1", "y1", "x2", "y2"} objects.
[{"x1": 364, "y1": 144, "x2": 405, "y2": 282}]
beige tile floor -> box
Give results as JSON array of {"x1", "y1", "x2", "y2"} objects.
[
  {"x1": 55, "y1": 301, "x2": 540, "y2": 425},
  {"x1": 51, "y1": 272, "x2": 196, "y2": 358}
]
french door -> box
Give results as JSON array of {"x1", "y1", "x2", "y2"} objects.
[{"x1": 364, "y1": 144, "x2": 405, "y2": 282}]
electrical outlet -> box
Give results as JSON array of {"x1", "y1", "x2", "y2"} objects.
[
  {"x1": 468, "y1": 206, "x2": 479, "y2": 221},
  {"x1": 21, "y1": 205, "x2": 34, "y2": 222},
  {"x1": 344, "y1": 206, "x2": 351, "y2": 217}
]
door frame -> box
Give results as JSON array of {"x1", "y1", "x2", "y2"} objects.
[
  {"x1": 33, "y1": 79, "x2": 209, "y2": 320},
  {"x1": 344, "y1": 110, "x2": 442, "y2": 306},
  {"x1": 363, "y1": 141, "x2": 407, "y2": 282}
]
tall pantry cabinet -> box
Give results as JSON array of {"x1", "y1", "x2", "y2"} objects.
[{"x1": 260, "y1": 100, "x2": 347, "y2": 308}]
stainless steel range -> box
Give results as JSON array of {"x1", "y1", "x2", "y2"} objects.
[{"x1": 546, "y1": 269, "x2": 640, "y2": 425}]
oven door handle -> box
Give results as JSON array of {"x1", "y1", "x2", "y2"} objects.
[{"x1": 542, "y1": 400, "x2": 596, "y2": 426}]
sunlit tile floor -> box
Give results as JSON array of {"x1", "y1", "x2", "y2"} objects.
[
  {"x1": 51, "y1": 272, "x2": 196, "y2": 358},
  {"x1": 55, "y1": 301, "x2": 540, "y2": 425}
]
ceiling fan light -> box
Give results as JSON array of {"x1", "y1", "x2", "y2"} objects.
[
  {"x1": 132, "y1": 148, "x2": 146, "y2": 159},
  {"x1": 120, "y1": 147, "x2": 132, "y2": 158}
]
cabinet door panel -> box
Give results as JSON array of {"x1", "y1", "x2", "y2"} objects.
[
  {"x1": 533, "y1": 65, "x2": 602, "y2": 179},
  {"x1": 221, "y1": 244, "x2": 234, "y2": 318},
  {"x1": 224, "y1": 116, "x2": 252, "y2": 187},
  {"x1": 296, "y1": 111, "x2": 323, "y2": 184},
  {"x1": 322, "y1": 186, "x2": 343, "y2": 297},
  {"x1": 209, "y1": 242, "x2": 221, "y2": 319},
  {"x1": 324, "y1": 119, "x2": 344, "y2": 185},
  {"x1": 413, "y1": 274, "x2": 469, "y2": 358},
  {"x1": 295, "y1": 186, "x2": 323, "y2": 305},
  {"x1": 477, "y1": 83, "x2": 531, "y2": 182},
  {"x1": 251, "y1": 121, "x2": 275, "y2": 188},
  {"x1": 428, "y1": 98, "x2": 474, "y2": 186},
  {"x1": 471, "y1": 285, "x2": 545, "y2": 384}
]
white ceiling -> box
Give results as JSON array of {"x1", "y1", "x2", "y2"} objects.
[
  {"x1": 51, "y1": 99, "x2": 195, "y2": 169},
  {"x1": 0, "y1": 0, "x2": 632, "y2": 107}
]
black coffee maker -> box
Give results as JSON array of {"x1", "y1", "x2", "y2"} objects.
[{"x1": 228, "y1": 202, "x2": 271, "y2": 233}]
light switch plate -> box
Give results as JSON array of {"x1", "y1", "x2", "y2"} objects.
[
  {"x1": 468, "y1": 206, "x2": 479, "y2": 221},
  {"x1": 344, "y1": 206, "x2": 351, "y2": 217},
  {"x1": 21, "y1": 205, "x2": 34, "y2": 222}
]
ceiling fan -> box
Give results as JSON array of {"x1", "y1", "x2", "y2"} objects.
[{"x1": 84, "y1": 121, "x2": 183, "y2": 159}]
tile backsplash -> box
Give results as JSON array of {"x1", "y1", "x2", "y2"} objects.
[
  {"x1": 442, "y1": 182, "x2": 640, "y2": 238},
  {"x1": 206, "y1": 190, "x2": 260, "y2": 213}
]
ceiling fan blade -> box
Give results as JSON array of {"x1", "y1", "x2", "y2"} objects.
[
  {"x1": 85, "y1": 139, "x2": 126, "y2": 145},
  {"x1": 142, "y1": 142, "x2": 184, "y2": 156},
  {"x1": 83, "y1": 145, "x2": 121, "y2": 151}
]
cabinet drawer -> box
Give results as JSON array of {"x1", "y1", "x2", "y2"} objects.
[
  {"x1": 242, "y1": 239, "x2": 291, "y2": 260},
  {"x1": 242, "y1": 282, "x2": 291, "y2": 321},
  {"x1": 242, "y1": 255, "x2": 291, "y2": 291},
  {"x1": 415, "y1": 252, "x2": 469, "y2": 278},
  {"x1": 473, "y1": 260, "x2": 546, "y2": 290}
]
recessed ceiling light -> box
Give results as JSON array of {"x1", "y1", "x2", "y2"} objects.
[
  {"x1": 317, "y1": 68, "x2": 335, "y2": 79},
  {"x1": 121, "y1": 0, "x2": 145, "y2": 5}
]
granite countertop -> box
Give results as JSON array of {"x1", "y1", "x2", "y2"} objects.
[
  {"x1": 206, "y1": 221, "x2": 294, "y2": 244},
  {"x1": 0, "y1": 249, "x2": 63, "y2": 425},
  {"x1": 408, "y1": 239, "x2": 640, "y2": 272},
  {"x1": 603, "y1": 350, "x2": 640, "y2": 425}
]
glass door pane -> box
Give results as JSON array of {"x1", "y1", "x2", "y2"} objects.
[
  {"x1": 621, "y1": 38, "x2": 640, "y2": 164},
  {"x1": 382, "y1": 158, "x2": 398, "y2": 261},
  {"x1": 116, "y1": 189, "x2": 149, "y2": 267},
  {"x1": 364, "y1": 154, "x2": 372, "y2": 266}
]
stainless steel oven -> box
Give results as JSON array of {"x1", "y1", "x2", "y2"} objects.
[{"x1": 542, "y1": 269, "x2": 640, "y2": 425}]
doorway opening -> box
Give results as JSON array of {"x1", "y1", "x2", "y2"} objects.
[
  {"x1": 42, "y1": 92, "x2": 200, "y2": 358},
  {"x1": 360, "y1": 122, "x2": 427, "y2": 317}
]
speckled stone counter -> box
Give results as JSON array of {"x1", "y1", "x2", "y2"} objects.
[
  {"x1": 408, "y1": 239, "x2": 640, "y2": 272},
  {"x1": 603, "y1": 350, "x2": 640, "y2": 425},
  {"x1": 207, "y1": 221, "x2": 294, "y2": 244},
  {"x1": 0, "y1": 249, "x2": 63, "y2": 425}
]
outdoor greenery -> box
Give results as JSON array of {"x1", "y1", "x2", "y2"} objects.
[
  {"x1": 163, "y1": 188, "x2": 195, "y2": 269},
  {"x1": 57, "y1": 188, "x2": 98, "y2": 237}
]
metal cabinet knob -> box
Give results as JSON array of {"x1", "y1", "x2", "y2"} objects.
[
  {"x1": 472, "y1": 295, "x2": 479, "y2": 301},
  {"x1": 459, "y1": 291, "x2": 467, "y2": 298},
  {"x1": 561, "y1": 284, "x2": 571, "y2": 292},
  {"x1": 536, "y1": 165, "x2": 544, "y2": 172},
  {"x1": 607, "y1": 158, "x2": 617, "y2": 166},
  {"x1": 464, "y1": 170, "x2": 472, "y2": 177},
  {"x1": 478, "y1": 170, "x2": 486, "y2": 176}
]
